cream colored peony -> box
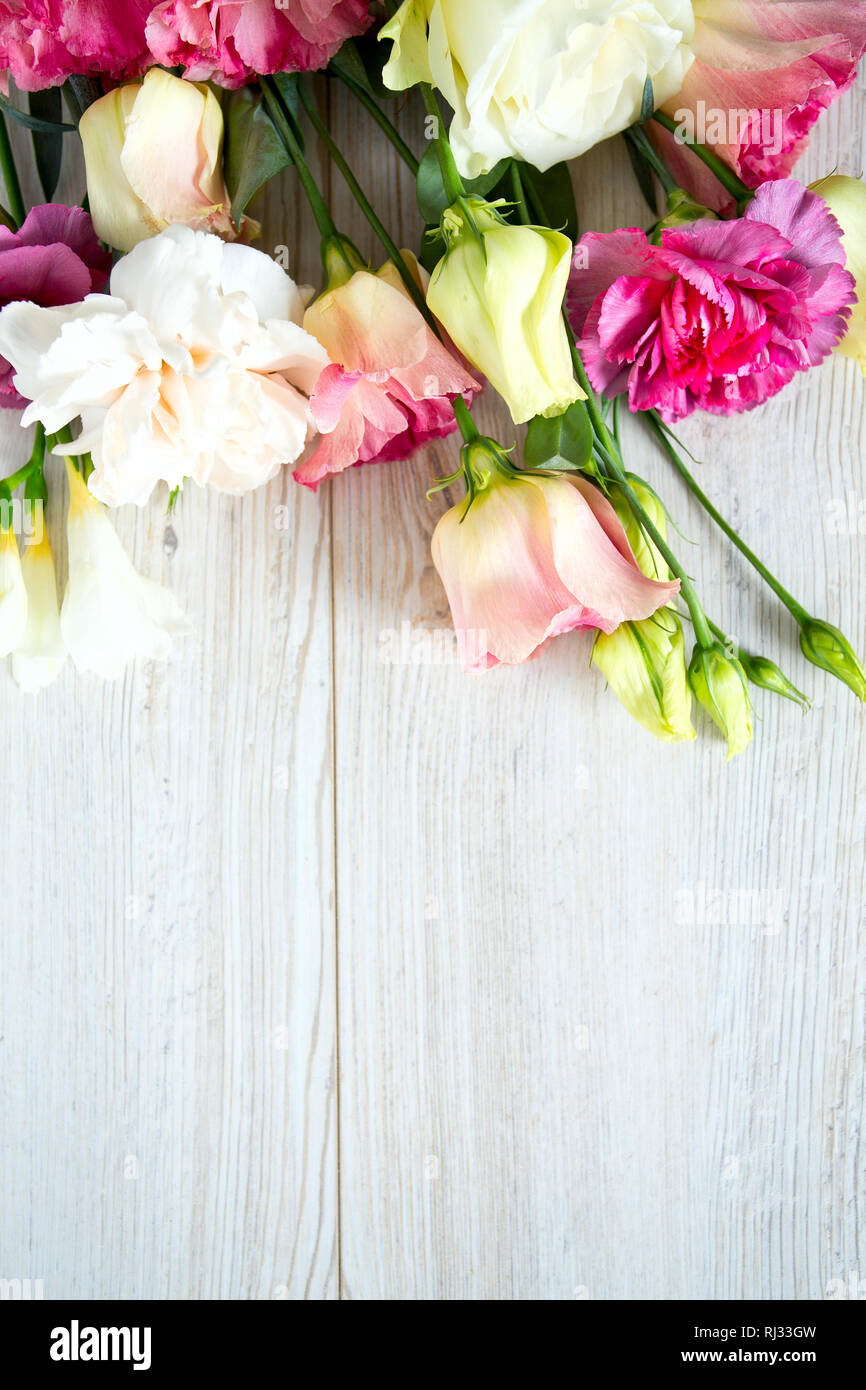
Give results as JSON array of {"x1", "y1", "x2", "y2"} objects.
[{"x1": 0, "y1": 226, "x2": 330, "y2": 507}]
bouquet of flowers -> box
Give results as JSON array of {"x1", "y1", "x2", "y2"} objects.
[{"x1": 1, "y1": 0, "x2": 865, "y2": 757}]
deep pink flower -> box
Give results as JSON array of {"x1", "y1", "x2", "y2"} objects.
[
  {"x1": 0, "y1": 204, "x2": 110, "y2": 408},
  {"x1": 294, "y1": 256, "x2": 481, "y2": 491},
  {"x1": 568, "y1": 179, "x2": 855, "y2": 420},
  {"x1": 655, "y1": 1, "x2": 866, "y2": 212},
  {"x1": 146, "y1": 0, "x2": 372, "y2": 88},
  {"x1": 0, "y1": 1, "x2": 151, "y2": 91}
]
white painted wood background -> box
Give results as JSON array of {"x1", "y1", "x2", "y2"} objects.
[{"x1": 1, "y1": 74, "x2": 864, "y2": 1302}]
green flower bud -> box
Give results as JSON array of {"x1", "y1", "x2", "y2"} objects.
[
  {"x1": 593, "y1": 609, "x2": 695, "y2": 744},
  {"x1": 738, "y1": 652, "x2": 810, "y2": 710},
  {"x1": 321, "y1": 233, "x2": 366, "y2": 291},
  {"x1": 798, "y1": 617, "x2": 866, "y2": 700},
  {"x1": 688, "y1": 641, "x2": 753, "y2": 759},
  {"x1": 653, "y1": 188, "x2": 719, "y2": 233},
  {"x1": 608, "y1": 476, "x2": 670, "y2": 581}
]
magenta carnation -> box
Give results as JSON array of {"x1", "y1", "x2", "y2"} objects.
[
  {"x1": 145, "y1": 0, "x2": 373, "y2": 88},
  {"x1": 0, "y1": 0, "x2": 152, "y2": 91},
  {"x1": 568, "y1": 180, "x2": 856, "y2": 421},
  {"x1": 0, "y1": 204, "x2": 111, "y2": 408}
]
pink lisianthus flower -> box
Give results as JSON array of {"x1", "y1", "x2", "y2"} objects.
[
  {"x1": 0, "y1": 1, "x2": 152, "y2": 91},
  {"x1": 568, "y1": 179, "x2": 855, "y2": 420},
  {"x1": 146, "y1": 0, "x2": 373, "y2": 88},
  {"x1": 294, "y1": 253, "x2": 481, "y2": 492},
  {"x1": 655, "y1": 0, "x2": 866, "y2": 212},
  {"x1": 0, "y1": 204, "x2": 110, "y2": 408},
  {"x1": 432, "y1": 461, "x2": 680, "y2": 674}
]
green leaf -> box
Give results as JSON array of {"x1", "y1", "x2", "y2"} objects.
[
  {"x1": 29, "y1": 89, "x2": 63, "y2": 200},
  {"x1": 0, "y1": 90, "x2": 74, "y2": 133},
  {"x1": 270, "y1": 72, "x2": 305, "y2": 148},
  {"x1": 516, "y1": 161, "x2": 578, "y2": 242},
  {"x1": 342, "y1": 32, "x2": 392, "y2": 99},
  {"x1": 524, "y1": 401, "x2": 593, "y2": 472},
  {"x1": 416, "y1": 144, "x2": 510, "y2": 224},
  {"x1": 639, "y1": 76, "x2": 655, "y2": 125},
  {"x1": 419, "y1": 223, "x2": 446, "y2": 274},
  {"x1": 224, "y1": 87, "x2": 291, "y2": 223},
  {"x1": 329, "y1": 38, "x2": 380, "y2": 98}
]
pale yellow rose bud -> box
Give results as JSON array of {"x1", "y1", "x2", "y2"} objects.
[
  {"x1": 80, "y1": 68, "x2": 254, "y2": 254},
  {"x1": 426, "y1": 198, "x2": 584, "y2": 425}
]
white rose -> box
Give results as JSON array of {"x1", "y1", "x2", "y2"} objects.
[
  {"x1": 0, "y1": 226, "x2": 330, "y2": 507},
  {"x1": 382, "y1": 0, "x2": 696, "y2": 178}
]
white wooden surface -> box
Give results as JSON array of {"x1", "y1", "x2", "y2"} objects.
[{"x1": 1, "y1": 77, "x2": 864, "y2": 1301}]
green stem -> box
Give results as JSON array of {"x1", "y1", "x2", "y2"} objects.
[
  {"x1": 622, "y1": 125, "x2": 678, "y2": 197},
  {"x1": 651, "y1": 111, "x2": 753, "y2": 210},
  {"x1": 514, "y1": 156, "x2": 713, "y2": 649},
  {"x1": 295, "y1": 78, "x2": 438, "y2": 331},
  {"x1": 2, "y1": 422, "x2": 46, "y2": 492},
  {"x1": 509, "y1": 161, "x2": 531, "y2": 225},
  {"x1": 331, "y1": 67, "x2": 419, "y2": 175},
  {"x1": 451, "y1": 394, "x2": 478, "y2": 443},
  {"x1": 419, "y1": 85, "x2": 465, "y2": 205},
  {"x1": 260, "y1": 78, "x2": 338, "y2": 240},
  {"x1": 0, "y1": 111, "x2": 25, "y2": 227},
  {"x1": 646, "y1": 411, "x2": 808, "y2": 624}
]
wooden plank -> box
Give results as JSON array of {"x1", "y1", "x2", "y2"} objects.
[
  {"x1": 0, "y1": 129, "x2": 338, "y2": 1298},
  {"x1": 329, "y1": 82, "x2": 866, "y2": 1298}
]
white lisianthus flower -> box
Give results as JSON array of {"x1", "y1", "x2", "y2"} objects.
[
  {"x1": 0, "y1": 226, "x2": 330, "y2": 507},
  {"x1": 60, "y1": 461, "x2": 190, "y2": 680},
  {"x1": 382, "y1": 0, "x2": 696, "y2": 178},
  {"x1": 0, "y1": 523, "x2": 28, "y2": 657},
  {"x1": 12, "y1": 530, "x2": 67, "y2": 692}
]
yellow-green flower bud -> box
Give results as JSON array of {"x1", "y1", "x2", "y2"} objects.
[
  {"x1": 688, "y1": 641, "x2": 753, "y2": 759},
  {"x1": 798, "y1": 617, "x2": 866, "y2": 700},
  {"x1": 426, "y1": 197, "x2": 584, "y2": 425},
  {"x1": 593, "y1": 610, "x2": 695, "y2": 743}
]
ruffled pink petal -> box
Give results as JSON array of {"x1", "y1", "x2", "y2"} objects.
[
  {"x1": 568, "y1": 228, "x2": 668, "y2": 335},
  {"x1": 0, "y1": 0, "x2": 151, "y2": 89},
  {"x1": 146, "y1": 0, "x2": 372, "y2": 87}
]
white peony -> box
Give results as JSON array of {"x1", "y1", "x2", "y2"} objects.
[
  {"x1": 0, "y1": 226, "x2": 330, "y2": 507},
  {"x1": 382, "y1": 0, "x2": 696, "y2": 178},
  {"x1": 60, "y1": 461, "x2": 190, "y2": 680}
]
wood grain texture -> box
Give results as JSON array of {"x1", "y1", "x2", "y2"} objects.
[
  {"x1": 0, "y1": 75, "x2": 864, "y2": 1302},
  {"x1": 0, "y1": 130, "x2": 338, "y2": 1299}
]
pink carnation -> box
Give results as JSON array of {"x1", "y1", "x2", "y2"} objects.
[
  {"x1": 568, "y1": 180, "x2": 855, "y2": 420},
  {"x1": 656, "y1": 1, "x2": 866, "y2": 212},
  {"x1": 294, "y1": 258, "x2": 481, "y2": 492},
  {"x1": 0, "y1": 1, "x2": 152, "y2": 91},
  {"x1": 0, "y1": 204, "x2": 110, "y2": 408},
  {"x1": 146, "y1": 0, "x2": 372, "y2": 87}
]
